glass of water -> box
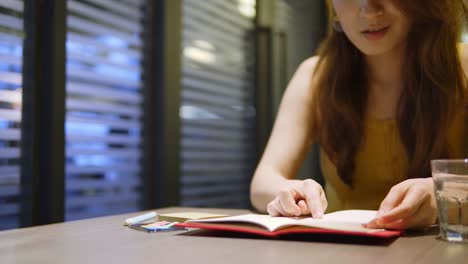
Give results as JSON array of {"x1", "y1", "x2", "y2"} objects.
[{"x1": 431, "y1": 159, "x2": 468, "y2": 242}]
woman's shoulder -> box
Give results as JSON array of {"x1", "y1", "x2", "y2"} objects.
[
  {"x1": 300, "y1": 56, "x2": 320, "y2": 69},
  {"x1": 286, "y1": 56, "x2": 321, "y2": 98},
  {"x1": 295, "y1": 56, "x2": 320, "y2": 78}
]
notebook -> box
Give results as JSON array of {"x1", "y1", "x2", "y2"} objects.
[{"x1": 176, "y1": 210, "x2": 402, "y2": 238}]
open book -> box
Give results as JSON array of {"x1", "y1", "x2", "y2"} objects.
[{"x1": 176, "y1": 210, "x2": 402, "y2": 239}]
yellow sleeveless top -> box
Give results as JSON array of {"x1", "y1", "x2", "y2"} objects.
[{"x1": 321, "y1": 111, "x2": 468, "y2": 213}]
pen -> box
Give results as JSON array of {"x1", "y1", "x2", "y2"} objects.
[{"x1": 124, "y1": 211, "x2": 158, "y2": 226}]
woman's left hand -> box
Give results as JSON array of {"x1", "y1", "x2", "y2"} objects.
[{"x1": 366, "y1": 178, "x2": 438, "y2": 230}]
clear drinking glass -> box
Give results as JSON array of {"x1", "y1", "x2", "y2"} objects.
[{"x1": 431, "y1": 159, "x2": 468, "y2": 242}]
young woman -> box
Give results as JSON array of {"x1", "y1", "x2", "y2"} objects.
[{"x1": 250, "y1": 0, "x2": 468, "y2": 230}]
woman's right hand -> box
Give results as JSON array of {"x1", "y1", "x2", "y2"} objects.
[{"x1": 266, "y1": 179, "x2": 327, "y2": 218}]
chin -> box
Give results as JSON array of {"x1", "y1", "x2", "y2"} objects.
[{"x1": 355, "y1": 45, "x2": 394, "y2": 56}]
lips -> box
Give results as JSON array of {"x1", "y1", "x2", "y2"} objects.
[{"x1": 361, "y1": 26, "x2": 390, "y2": 41}]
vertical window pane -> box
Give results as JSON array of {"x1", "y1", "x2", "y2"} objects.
[
  {"x1": 0, "y1": 0, "x2": 24, "y2": 230},
  {"x1": 65, "y1": 0, "x2": 145, "y2": 220},
  {"x1": 180, "y1": 0, "x2": 257, "y2": 208}
]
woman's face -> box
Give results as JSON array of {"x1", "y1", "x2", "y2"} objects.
[{"x1": 332, "y1": 0, "x2": 411, "y2": 56}]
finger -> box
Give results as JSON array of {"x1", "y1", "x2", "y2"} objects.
[
  {"x1": 301, "y1": 180, "x2": 324, "y2": 218},
  {"x1": 379, "y1": 184, "x2": 407, "y2": 214},
  {"x1": 274, "y1": 198, "x2": 291, "y2": 216},
  {"x1": 365, "y1": 218, "x2": 381, "y2": 229},
  {"x1": 379, "y1": 187, "x2": 429, "y2": 224},
  {"x1": 297, "y1": 200, "x2": 310, "y2": 215},
  {"x1": 278, "y1": 189, "x2": 301, "y2": 216},
  {"x1": 268, "y1": 198, "x2": 289, "y2": 216},
  {"x1": 267, "y1": 200, "x2": 281, "y2": 216},
  {"x1": 384, "y1": 200, "x2": 436, "y2": 230}
]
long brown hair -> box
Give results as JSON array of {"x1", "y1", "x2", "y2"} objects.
[{"x1": 313, "y1": 0, "x2": 468, "y2": 186}]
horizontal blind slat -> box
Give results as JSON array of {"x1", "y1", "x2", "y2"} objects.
[
  {"x1": 67, "y1": 133, "x2": 140, "y2": 146},
  {"x1": 183, "y1": 67, "x2": 249, "y2": 89},
  {"x1": 180, "y1": 195, "x2": 249, "y2": 208},
  {"x1": 181, "y1": 173, "x2": 251, "y2": 185},
  {"x1": 67, "y1": 33, "x2": 141, "y2": 59},
  {"x1": 0, "y1": 52, "x2": 22, "y2": 66},
  {"x1": 183, "y1": 118, "x2": 253, "y2": 130},
  {"x1": 0, "y1": 109, "x2": 21, "y2": 122},
  {"x1": 0, "y1": 165, "x2": 19, "y2": 175},
  {"x1": 83, "y1": 0, "x2": 141, "y2": 20},
  {"x1": 0, "y1": 147, "x2": 19, "y2": 158},
  {"x1": 68, "y1": 50, "x2": 141, "y2": 73},
  {"x1": 198, "y1": 0, "x2": 254, "y2": 29},
  {"x1": 67, "y1": 116, "x2": 140, "y2": 130},
  {"x1": 0, "y1": 185, "x2": 20, "y2": 197},
  {"x1": 67, "y1": 15, "x2": 141, "y2": 46},
  {"x1": 66, "y1": 164, "x2": 140, "y2": 174},
  {"x1": 182, "y1": 138, "x2": 254, "y2": 152},
  {"x1": 180, "y1": 103, "x2": 250, "y2": 120},
  {"x1": 0, "y1": 32, "x2": 22, "y2": 44},
  {"x1": 66, "y1": 148, "x2": 141, "y2": 159},
  {"x1": 67, "y1": 67, "x2": 141, "y2": 89},
  {"x1": 181, "y1": 184, "x2": 248, "y2": 197},
  {"x1": 185, "y1": 1, "x2": 252, "y2": 33},
  {"x1": 182, "y1": 163, "x2": 251, "y2": 173},
  {"x1": 0, "y1": 90, "x2": 22, "y2": 104},
  {"x1": 0, "y1": 0, "x2": 24, "y2": 12},
  {"x1": 182, "y1": 76, "x2": 248, "y2": 99},
  {"x1": 182, "y1": 125, "x2": 251, "y2": 140},
  {"x1": 0, "y1": 71, "x2": 22, "y2": 85},
  {"x1": 182, "y1": 21, "x2": 246, "y2": 50},
  {"x1": 182, "y1": 150, "x2": 253, "y2": 161},
  {"x1": 0, "y1": 204, "x2": 20, "y2": 216},
  {"x1": 66, "y1": 98, "x2": 142, "y2": 117},
  {"x1": 67, "y1": 82, "x2": 141, "y2": 104},
  {"x1": 0, "y1": 128, "x2": 20, "y2": 140},
  {"x1": 68, "y1": 0, "x2": 141, "y2": 32},
  {"x1": 182, "y1": 90, "x2": 242, "y2": 107},
  {"x1": 182, "y1": 56, "x2": 250, "y2": 80},
  {"x1": 66, "y1": 178, "x2": 139, "y2": 190},
  {"x1": 118, "y1": 0, "x2": 145, "y2": 8},
  {"x1": 0, "y1": 13, "x2": 23, "y2": 31},
  {"x1": 0, "y1": 172, "x2": 19, "y2": 183}
]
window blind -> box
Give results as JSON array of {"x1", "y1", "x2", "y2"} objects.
[
  {"x1": 180, "y1": 0, "x2": 257, "y2": 208},
  {"x1": 0, "y1": 0, "x2": 24, "y2": 230},
  {"x1": 65, "y1": 0, "x2": 145, "y2": 220}
]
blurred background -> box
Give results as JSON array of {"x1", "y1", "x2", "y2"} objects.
[{"x1": 0, "y1": 0, "x2": 327, "y2": 230}]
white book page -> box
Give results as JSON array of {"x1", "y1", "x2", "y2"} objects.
[
  {"x1": 322, "y1": 210, "x2": 378, "y2": 223},
  {"x1": 295, "y1": 210, "x2": 381, "y2": 233},
  {"x1": 187, "y1": 210, "x2": 383, "y2": 233}
]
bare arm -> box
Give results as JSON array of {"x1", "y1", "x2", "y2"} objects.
[{"x1": 250, "y1": 57, "x2": 321, "y2": 213}]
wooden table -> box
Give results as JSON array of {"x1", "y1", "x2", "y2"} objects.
[{"x1": 0, "y1": 207, "x2": 467, "y2": 264}]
